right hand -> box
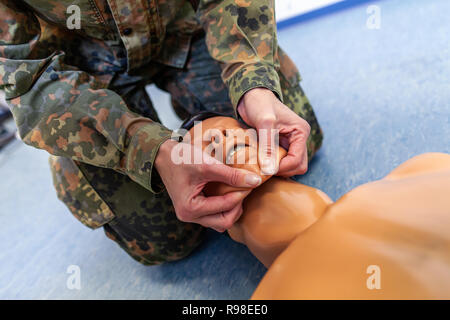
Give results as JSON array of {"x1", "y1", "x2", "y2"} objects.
[{"x1": 155, "y1": 139, "x2": 262, "y2": 232}]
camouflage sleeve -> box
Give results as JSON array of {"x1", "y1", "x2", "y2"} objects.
[
  {"x1": 197, "y1": 0, "x2": 283, "y2": 113},
  {"x1": 0, "y1": 0, "x2": 173, "y2": 193}
]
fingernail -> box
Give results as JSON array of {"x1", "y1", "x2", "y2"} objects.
[
  {"x1": 245, "y1": 174, "x2": 262, "y2": 187},
  {"x1": 261, "y1": 158, "x2": 276, "y2": 175}
]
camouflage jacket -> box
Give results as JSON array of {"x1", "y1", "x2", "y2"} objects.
[{"x1": 0, "y1": 0, "x2": 286, "y2": 193}]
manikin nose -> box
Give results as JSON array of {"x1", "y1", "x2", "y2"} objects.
[{"x1": 210, "y1": 129, "x2": 227, "y2": 147}]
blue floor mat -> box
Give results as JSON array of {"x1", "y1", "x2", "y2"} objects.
[{"x1": 0, "y1": 0, "x2": 449, "y2": 299}]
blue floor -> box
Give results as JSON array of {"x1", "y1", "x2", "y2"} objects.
[{"x1": 1, "y1": 0, "x2": 449, "y2": 299}]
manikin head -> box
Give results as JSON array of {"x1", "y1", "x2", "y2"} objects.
[{"x1": 181, "y1": 113, "x2": 287, "y2": 195}]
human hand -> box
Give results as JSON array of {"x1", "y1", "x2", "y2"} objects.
[
  {"x1": 237, "y1": 87, "x2": 311, "y2": 177},
  {"x1": 155, "y1": 139, "x2": 262, "y2": 232}
]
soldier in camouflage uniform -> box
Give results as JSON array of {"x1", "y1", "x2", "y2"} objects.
[{"x1": 0, "y1": 0, "x2": 323, "y2": 265}]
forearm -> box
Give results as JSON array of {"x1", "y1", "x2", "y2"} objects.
[
  {"x1": 0, "y1": 0, "x2": 173, "y2": 193},
  {"x1": 197, "y1": 0, "x2": 283, "y2": 113}
]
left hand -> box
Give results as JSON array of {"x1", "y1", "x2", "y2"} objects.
[{"x1": 237, "y1": 87, "x2": 311, "y2": 177}]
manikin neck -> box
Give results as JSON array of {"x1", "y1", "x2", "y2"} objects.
[{"x1": 228, "y1": 176, "x2": 333, "y2": 267}]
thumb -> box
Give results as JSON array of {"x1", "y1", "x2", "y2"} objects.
[
  {"x1": 203, "y1": 160, "x2": 262, "y2": 188},
  {"x1": 257, "y1": 118, "x2": 279, "y2": 175}
]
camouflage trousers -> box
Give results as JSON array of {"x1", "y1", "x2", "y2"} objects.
[{"x1": 49, "y1": 32, "x2": 324, "y2": 266}]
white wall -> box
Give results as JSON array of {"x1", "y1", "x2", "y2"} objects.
[{"x1": 275, "y1": 0, "x2": 344, "y2": 21}]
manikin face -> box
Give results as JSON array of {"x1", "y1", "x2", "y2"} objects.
[{"x1": 184, "y1": 116, "x2": 286, "y2": 195}]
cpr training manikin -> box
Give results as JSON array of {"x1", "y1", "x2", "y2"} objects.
[{"x1": 183, "y1": 115, "x2": 450, "y2": 299}]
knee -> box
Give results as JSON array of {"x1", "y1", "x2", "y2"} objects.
[
  {"x1": 307, "y1": 125, "x2": 324, "y2": 162},
  {"x1": 104, "y1": 223, "x2": 206, "y2": 266}
]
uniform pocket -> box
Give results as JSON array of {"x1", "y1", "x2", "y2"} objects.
[{"x1": 49, "y1": 155, "x2": 115, "y2": 229}]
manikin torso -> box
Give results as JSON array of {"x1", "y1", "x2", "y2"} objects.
[
  {"x1": 250, "y1": 152, "x2": 450, "y2": 299},
  {"x1": 186, "y1": 116, "x2": 450, "y2": 299}
]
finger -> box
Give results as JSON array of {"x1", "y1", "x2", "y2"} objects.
[
  {"x1": 257, "y1": 118, "x2": 279, "y2": 175},
  {"x1": 194, "y1": 202, "x2": 244, "y2": 232},
  {"x1": 191, "y1": 190, "x2": 249, "y2": 217},
  {"x1": 202, "y1": 161, "x2": 262, "y2": 188},
  {"x1": 278, "y1": 142, "x2": 308, "y2": 177},
  {"x1": 278, "y1": 154, "x2": 308, "y2": 177},
  {"x1": 278, "y1": 138, "x2": 305, "y2": 173}
]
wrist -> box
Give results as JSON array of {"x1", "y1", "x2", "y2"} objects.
[
  {"x1": 239, "y1": 87, "x2": 276, "y2": 112},
  {"x1": 238, "y1": 87, "x2": 279, "y2": 122},
  {"x1": 243, "y1": 87, "x2": 275, "y2": 102},
  {"x1": 155, "y1": 139, "x2": 178, "y2": 174}
]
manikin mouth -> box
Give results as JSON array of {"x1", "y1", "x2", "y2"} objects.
[{"x1": 226, "y1": 143, "x2": 248, "y2": 164}]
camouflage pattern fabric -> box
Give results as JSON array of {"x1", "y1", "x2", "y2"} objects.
[
  {"x1": 0, "y1": 0, "x2": 323, "y2": 265},
  {"x1": 49, "y1": 155, "x2": 116, "y2": 229}
]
